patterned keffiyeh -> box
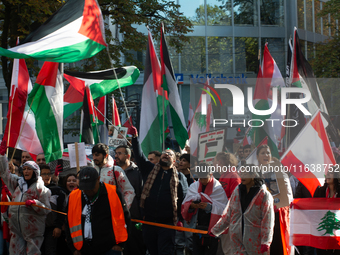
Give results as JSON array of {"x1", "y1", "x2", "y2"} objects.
[{"x1": 140, "y1": 163, "x2": 179, "y2": 225}]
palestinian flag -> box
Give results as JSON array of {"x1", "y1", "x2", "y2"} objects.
[
  {"x1": 251, "y1": 44, "x2": 281, "y2": 159},
  {"x1": 112, "y1": 95, "x2": 121, "y2": 126},
  {"x1": 0, "y1": 0, "x2": 106, "y2": 62},
  {"x1": 97, "y1": 95, "x2": 108, "y2": 145},
  {"x1": 3, "y1": 58, "x2": 43, "y2": 156},
  {"x1": 27, "y1": 62, "x2": 63, "y2": 163},
  {"x1": 187, "y1": 102, "x2": 194, "y2": 137},
  {"x1": 63, "y1": 66, "x2": 139, "y2": 118},
  {"x1": 81, "y1": 86, "x2": 99, "y2": 144},
  {"x1": 140, "y1": 31, "x2": 165, "y2": 155},
  {"x1": 291, "y1": 198, "x2": 340, "y2": 250},
  {"x1": 160, "y1": 26, "x2": 188, "y2": 149}
]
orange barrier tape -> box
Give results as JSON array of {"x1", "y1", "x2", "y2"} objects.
[
  {"x1": 0, "y1": 202, "x2": 67, "y2": 215},
  {"x1": 131, "y1": 219, "x2": 208, "y2": 234},
  {"x1": 0, "y1": 202, "x2": 208, "y2": 233}
]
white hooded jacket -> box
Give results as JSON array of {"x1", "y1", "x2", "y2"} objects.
[
  {"x1": 94, "y1": 155, "x2": 135, "y2": 209},
  {"x1": 0, "y1": 156, "x2": 51, "y2": 242},
  {"x1": 211, "y1": 184, "x2": 274, "y2": 255}
]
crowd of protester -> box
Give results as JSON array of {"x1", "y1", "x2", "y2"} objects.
[{"x1": 0, "y1": 126, "x2": 336, "y2": 255}]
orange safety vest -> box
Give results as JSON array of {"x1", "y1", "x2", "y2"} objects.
[{"x1": 68, "y1": 183, "x2": 128, "y2": 250}]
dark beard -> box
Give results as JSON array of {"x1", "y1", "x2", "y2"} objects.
[{"x1": 159, "y1": 159, "x2": 171, "y2": 167}]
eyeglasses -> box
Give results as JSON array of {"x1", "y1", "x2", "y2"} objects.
[
  {"x1": 115, "y1": 152, "x2": 127, "y2": 156},
  {"x1": 162, "y1": 151, "x2": 174, "y2": 157}
]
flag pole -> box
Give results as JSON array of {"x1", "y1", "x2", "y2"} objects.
[
  {"x1": 79, "y1": 110, "x2": 84, "y2": 143},
  {"x1": 105, "y1": 51, "x2": 132, "y2": 128},
  {"x1": 162, "y1": 90, "x2": 165, "y2": 151},
  {"x1": 95, "y1": 106, "x2": 132, "y2": 146},
  {"x1": 6, "y1": 87, "x2": 15, "y2": 157}
]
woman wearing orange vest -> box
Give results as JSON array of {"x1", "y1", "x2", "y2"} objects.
[{"x1": 65, "y1": 167, "x2": 129, "y2": 255}]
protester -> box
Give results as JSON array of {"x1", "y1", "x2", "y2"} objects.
[
  {"x1": 36, "y1": 153, "x2": 46, "y2": 166},
  {"x1": 147, "y1": 151, "x2": 161, "y2": 165},
  {"x1": 129, "y1": 125, "x2": 188, "y2": 255},
  {"x1": 40, "y1": 164, "x2": 66, "y2": 255},
  {"x1": 21, "y1": 151, "x2": 33, "y2": 164},
  {"x1": 64, "y1": 173, "x2": 78, "y2": 195},
  {"x1": 182, "y1": 164, "x2": 228, "y2": 255},
  {"x1": 242, "y1": 144, "x2": 251, "y2": 159},
  {"x1": 212, "y1": 152, "x2": 240, "y2": 254},
  {"x1": 92, "y1": 143, "x2": 135, "y2": 209},
  {"x1": 178, "y1": 154, "x2": 194, "y2": 186},
  {"x1": 176, "y1": 153, "x2": 195, "y2": 255},
  {"x1": 236, "y1": 146, "x2": 243, "y2": 161},
  {"x1": 65, "y1": 167, "x2": 129, "y2": 255},
  {"x1": 257, "y1": 144, "x2": 293, "y2": 255},
  {"x1": 114, "y1": 145, "x2": 146, "y2": 255},
  {"x1": 210, "y1": 167, "x2": 274, "y2": 254},
  {"x1": 0, "y1": 152, "x2": 51, "y2": 255}
]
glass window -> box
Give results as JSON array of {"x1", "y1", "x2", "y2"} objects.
[
  {"x1": 315, "y1": 1, "x2": 321, "y2": 34},
  {"x1": 297, "y1": 0, "x2": 304, "y2": 29},
  {"x1": 206, "y1": 0, "x2": 232, "y2": 25},
  {"x1": 234, "y1": 37, "x2": 258, "y2": 73},
  {"x1": 208, "y1": 37, "x2": 233, "y2": 74},
  {"x1": 306, "y1": 0, "x2": 313, "y2": 31},
  {"x1": 181, "y1": 37, "x2": 206, "y2": 75},
  {"x1": 233, "y1": 0, "x2": 258, "y2": 26},
  {"x1": 261, "y1": 38, "x2": 285, "y2": 74},
  {"x1": 307, "y1": 41, "x2": 314, "y2": 60},
  {"x1": 260, "y1": 0, "x2": 284, "y2": 27},
  {"x1": 180, "y1": 0, "x2": 205, "y2": 26},
  {"x1": 330, "y1": 16, "x2": 337, "y2": 36}
]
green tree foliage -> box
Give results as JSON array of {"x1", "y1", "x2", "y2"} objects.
[{"x1": 0, "y1": 0, "x2": 193, "y2": 91}]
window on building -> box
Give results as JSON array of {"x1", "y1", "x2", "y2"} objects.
[
  {"x1": 307, "y1": 41, "x2": 314, "y2": 60},
  {"x1": 208, "y1": 37, "x2": 233, "y2": 74},
  {"x1": 180, "y1": 0, "x2": 205, "y2": 26},
  {"x1": 297, "y1": 0, "x2": 304, "y2": 29},
  {"x1": 206, "y1": 0, "x2": 232, "y2": 25},
  {"x1": 306, "y1": 0, "x2": 313, "y2": 32},
  {"x1": 315, "y1": 1, "x2": 321, "y2": 34},
  {"x1": 234, "y1": 37, "x2": 258, "y2": 73},
  {"x1": 261, "y1": 38, "x2": 285, "y2": 74},
  {"x1": 260, "y1": 0, "x2": 284, "y2": 27},
  {"x1": 181, "y1": 37, "x2": 206, "y2": 75},
  {"x1": 233, "y1": 0, "x2": 258, "y2": 26}
]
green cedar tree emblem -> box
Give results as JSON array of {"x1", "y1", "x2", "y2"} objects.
[
  {"x1": 194, "y1": 112, "x2": 206, "y2": 130},
  {"x1": 317, "y1": 210, "x2": 340, "y2": 236}
]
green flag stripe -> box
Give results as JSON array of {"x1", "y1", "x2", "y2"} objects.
[
  {"x1": 169, "y1": 104, "x2": 189, "y2": 149},
  {"x1": 141, "y1": 116, "x2": 162, "y2": 155},
  {"x1": 0, "y1": 39, "x2": 105, "y2": 62},
  {"x1": 29, "y1": 85, "x2": 62, "y2": 162}
]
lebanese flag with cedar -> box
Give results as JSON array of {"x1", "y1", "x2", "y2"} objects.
[
  {"x1": 291, "y1": 198, "x2": 340, "y2": 249},
  {"x1": 281, "y1": 110, "x2": 336, "y2": 196}
]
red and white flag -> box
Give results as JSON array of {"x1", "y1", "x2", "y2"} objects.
[
  {"x1": 281, "y1": 110, "x2": 336, "y2": 196},
  {"x1": 189, "y1": 79, "x2": 213, "y2": 156},
  {"x1": 187, "y1": 102, "x2": 194, "y2": 137},
  {"x1": 182, "y1": 177, "x2": 228, "y2": 231},
  {"x1": 290, "y1": 198, "x2": 340, "y2": 250},
  {"x1": 3, "y1": 58, "x2": 42, "y2": 156},
  {"x1": 112, "y1": 95, "x2": 121, "y2": 126}
]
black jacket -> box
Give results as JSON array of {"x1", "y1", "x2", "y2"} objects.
[
  {"x1": 45, "y1": 183, "x2": 66, "y2": 229},
  {"x1": 124, "y1": 162, "x2": 143, "y2": 219},
  {"x1": 65, "y1": 183, "x2": 130, "y2": 255},
  {"x1": 132, "y1": 137, "x2": 188, "y2": 224}
]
